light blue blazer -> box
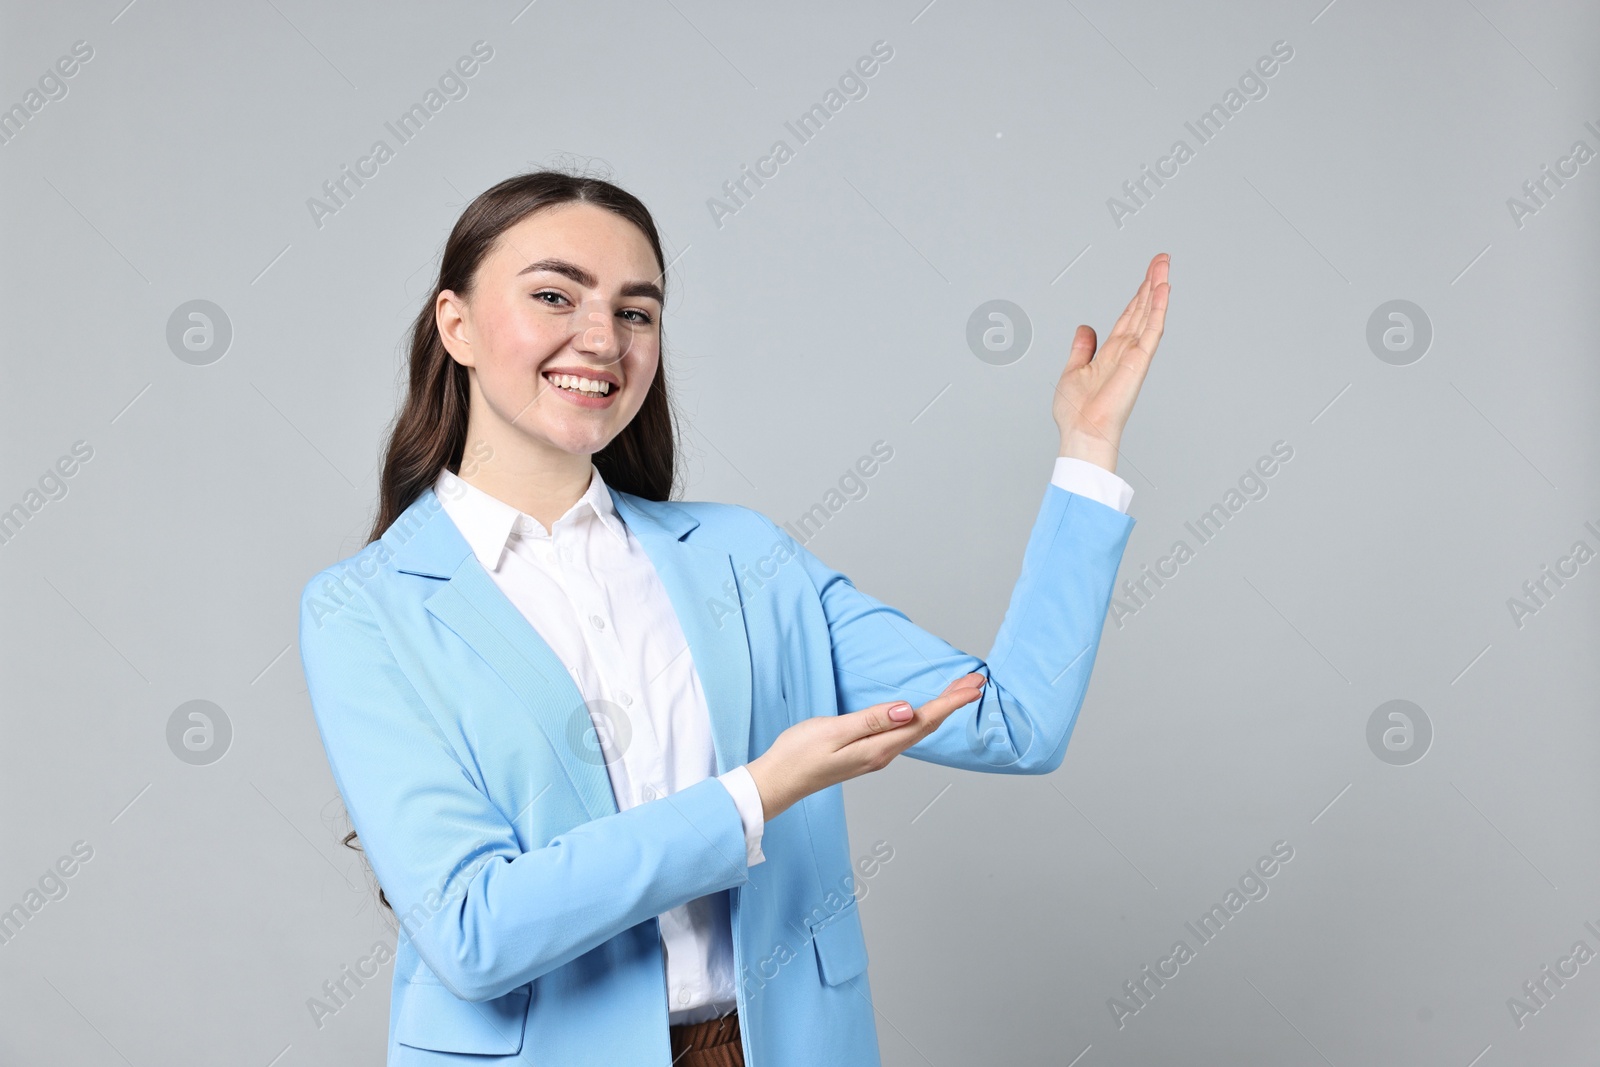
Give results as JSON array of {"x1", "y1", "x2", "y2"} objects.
[{"x1": 297, "y1": 478, "x2": 1134, "y2": 1065}]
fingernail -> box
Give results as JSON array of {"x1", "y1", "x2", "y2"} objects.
[{"x1": 888, "y1": 702, "x2": 913, "y2": 721}]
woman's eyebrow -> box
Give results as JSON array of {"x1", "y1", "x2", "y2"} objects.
[{"x1": 517, "y1": 257, "x2": 664, "y2": 303}]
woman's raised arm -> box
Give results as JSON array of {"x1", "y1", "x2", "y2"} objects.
[{"x1": 746, "y1": 254, "x2": 1168, "y2": 788}]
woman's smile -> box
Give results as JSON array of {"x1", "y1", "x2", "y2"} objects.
[{"x1": 543, "y1": 367, "x2": 620, "y2": 408}]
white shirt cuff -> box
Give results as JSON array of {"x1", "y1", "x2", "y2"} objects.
[
  {"x1": 1051, "y1": 456, "x2": 1134, "y2": 514},
  {"x1": 716, "y1": 765, "x2": 767, "y2": 867}
]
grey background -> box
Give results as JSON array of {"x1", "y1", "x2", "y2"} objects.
[{"x1": 2, "y1": 0, "x2": 1597, "y2": 1064}]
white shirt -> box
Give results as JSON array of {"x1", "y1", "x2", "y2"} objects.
[{"x1": 432, "y1": 456, "x2": 1131, "y2": 1024}]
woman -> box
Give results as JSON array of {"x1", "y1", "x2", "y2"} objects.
[{"x1": 298, "y1": 170, "x2": 1169, "y2": 1066}]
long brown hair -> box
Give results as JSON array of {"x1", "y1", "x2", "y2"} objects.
[{"x1": 343, "y1": 169, "x2": 682, "y2": 911}]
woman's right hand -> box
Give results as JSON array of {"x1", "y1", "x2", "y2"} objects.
[{"x1": 744, "y1": 672, "x2": 988, "y2": 821}]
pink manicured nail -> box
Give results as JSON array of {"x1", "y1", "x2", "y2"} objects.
[{"x1": 888, "y1": 702, "x2": 913, "y2": 721}]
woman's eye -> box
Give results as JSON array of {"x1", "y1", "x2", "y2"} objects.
[{"x1": 532, "y1": 291, "x2": 652, "y2": 325}]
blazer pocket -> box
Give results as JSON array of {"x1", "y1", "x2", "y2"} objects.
[
  {"x1": 395, "y1": 981, "x2": 530, "y2": 1055},
  {"x1": 808, "y1": 895, "x2": 869, "y2": 986}
]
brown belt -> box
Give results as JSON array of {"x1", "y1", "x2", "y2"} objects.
[{"x1": 669, "y1": 1009, "x2": 743, "y2": 1067}]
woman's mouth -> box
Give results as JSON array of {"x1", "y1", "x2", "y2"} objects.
[{"x1": 543, "y1": 371, "x2": 618, "y2": 407}]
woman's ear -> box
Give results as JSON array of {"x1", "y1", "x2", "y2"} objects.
[{"x1": 436, "y1": 289, "x2": 476, "y2": 368}]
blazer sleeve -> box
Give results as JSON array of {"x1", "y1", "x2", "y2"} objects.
[
  {"x1": 763, "y1": 483, "x2": 1134, "y2": 774},
  {"x1": 297, "y1": 578, "x2": 752, "y2": 1003}
]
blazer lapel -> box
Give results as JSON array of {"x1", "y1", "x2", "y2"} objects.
[
  {"x1": 425, "y1": 568, "x2": 623, "y2": 822},
  {"x1": 389, "y1": 486, "x2": 754, "y2": 825},
  {"x1": 609, "y1": 488, "x2": 753, "y2": 785}
]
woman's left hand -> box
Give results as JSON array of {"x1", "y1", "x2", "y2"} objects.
[{"x1": 1052, "y1": 253, "x2": 1171, "y2": 474}]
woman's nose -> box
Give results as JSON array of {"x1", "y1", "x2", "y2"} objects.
[{"x1": 574, "y1": 300, "x2": 620, "y2": 362}]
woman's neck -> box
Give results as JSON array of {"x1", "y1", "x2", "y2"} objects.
[{"x1": 458, "y1": 438, "x2": 595, "y2": 532}]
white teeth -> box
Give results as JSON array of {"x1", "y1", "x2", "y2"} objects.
[{"x1": 546, "y1": 373, "x2": 612, "y2": 396}]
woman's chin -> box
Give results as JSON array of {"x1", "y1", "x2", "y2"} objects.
[{"x1": 538, "y1": 426, "x2": 615, "y2": 458}]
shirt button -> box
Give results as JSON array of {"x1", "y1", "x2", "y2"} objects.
[
  {"x1": 619, "y1": 691, "x2": 633, "y2": 707},
  {"x1": 590, "y1": 614, "x2": 606, "y2": 630},
  {"x1": 677, "y1": 988, "x2": 691, "y2": 1005}
]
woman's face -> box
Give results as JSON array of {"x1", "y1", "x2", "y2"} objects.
[{"x1": 437, "y1": 202, "x2": 663, "y2": 463}]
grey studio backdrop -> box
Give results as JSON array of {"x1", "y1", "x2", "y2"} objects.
[{"x1": 2, "y1": 0, "x2": 1596, "y2": 1064}]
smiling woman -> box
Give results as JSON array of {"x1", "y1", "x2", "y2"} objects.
[
  {"x1": 364, "y1": 174, "x2": 680, "y2": 547},
  {"x1": 299, "y1": 169, "x2": 1168, "y2": 1066},
  {"x1": 427, "y1": 201, "x2": 669, "y2": 530}
]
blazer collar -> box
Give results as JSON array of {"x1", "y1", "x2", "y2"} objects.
[
  {"x1": 386, "y1": 483, "x2": 749, "y2": 825},
  {"x1": 431, "y1": 463, "x2": 630, "y2": 574},
  {"x1": 387, "y1": 482, "x2": 699, "y2": 579}
]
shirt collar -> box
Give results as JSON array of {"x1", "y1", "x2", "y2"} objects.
[{"x1": 432, "y1": 461, "x2": 628, "y2": 572}]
